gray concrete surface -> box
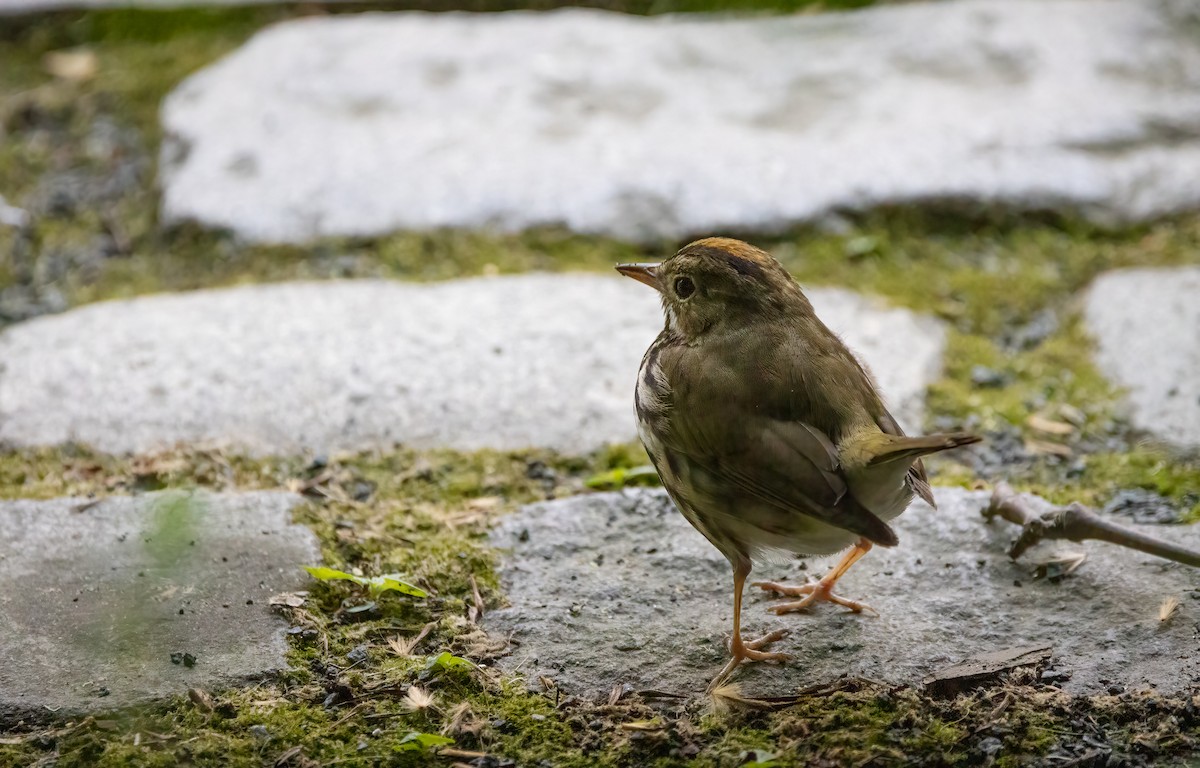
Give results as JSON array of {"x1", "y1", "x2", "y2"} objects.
[
  {"x1": 1, "y1": 0, "x2": 365, "y2": 12},
  {"x1": 1085, "y1": 266, "x2": 1200, "y2": 451},
  {"x1": 0, "y1": 276, "x2": 942, "y2": 454},
  {"x1": 0, "y1": 491, "x2": 318, "y2": 716},
  {"x1": 487, "y1": 488, "x2": 1200, "y2": 698},
  {"x1": 160, "y1": 1, "x2": 1200, "y2": 243}
]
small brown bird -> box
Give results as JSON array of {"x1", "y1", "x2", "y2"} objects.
[{"x1": 617, "y1": 238, "x2": 979, "y2": 691}]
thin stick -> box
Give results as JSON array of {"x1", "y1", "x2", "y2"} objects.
[{"x1": 983, "y1": 482, "x2": 1200, "y2": 567}]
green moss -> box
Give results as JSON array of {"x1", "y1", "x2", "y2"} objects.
[
  {"x1": 927, "y1": 318, "x2": 1120, "y2": 436},
  {"x1": 1026, "y1": 448, "x2": 1200, "y2": 519},
  {"x1": 767, "y1": 214, "x2": 1200, "y2": 337},
  {"x1": 65, "y1": 228, "x2": 647, "y2": 307},
  {"x1": 1, "y1": 445, "x2": 1198, "y2": 764}
]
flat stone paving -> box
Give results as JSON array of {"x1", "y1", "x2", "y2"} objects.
[
  {"x1": 160, "y1": 0, "x2": 1200, "y2": 243},
  {"x1": 0, "y1": 276, "x2": 943, "y2": 455},
  {"x1": 487, "y1": 488, "x2": 1200, "y2": 699},
  {"x1": 1085, "y1": 266, "x2": 1200, "y2": 451},
  {"x1": 0, "y1": 491, "x2": 317, "y2": 717},
  {"x1": 1, "y1": 0, "x2": 326, "y2": 11}
]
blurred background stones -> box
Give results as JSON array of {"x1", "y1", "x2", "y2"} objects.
[{"x1": 158, "y1": 2, "x2": 1200, "y2": 243}]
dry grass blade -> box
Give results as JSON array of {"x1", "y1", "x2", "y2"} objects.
[
  {"x1": 1024, "y1": 438, "x2": 1073, "y2": 457},
  {"x1": 619, "y1": 719, "x2": 665, "y2": 732},
  {"x1": 468, "y1": 573, "x2": 485, "y2": 624},
  {"x1": 386, "y1": 621, "x2": 436, "y2": 657},
  {"x1": 441, "y1": 748, "x2": 491, "y2": 760},
  {"x1": 709, "y1": 682, "x2": 807, "y2": 712}
]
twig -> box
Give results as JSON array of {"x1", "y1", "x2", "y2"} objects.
[{"x1": 983, "y1": 482, "x2": 1200, "y2": 567}]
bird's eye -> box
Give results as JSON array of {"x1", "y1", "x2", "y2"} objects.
[{"x1": 674, "y1": 276, "x2": 695, "y2": 299}]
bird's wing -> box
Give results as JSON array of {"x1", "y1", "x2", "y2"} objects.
[
  {"x1": 876, "y1": 409, "x2": 935, "y2": 509},
  {"x1": 678, "y1": 416, "x2": 899, "y2": 547}
]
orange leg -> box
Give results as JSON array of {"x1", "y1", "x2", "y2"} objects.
[
  {"x1": 752, "y1": 538, "x2": 878, "y2": 616},
  {"x1": 706, "y1": 559, "x2": 789, "y2": 693}
]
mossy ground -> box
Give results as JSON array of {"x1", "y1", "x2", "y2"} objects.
[
  {"x1": 2, "y1": 446, "x2": 1197, "y2": 767},
  {"x1": 1, "y1": 5, "x2": 1199, "y2": 767}
]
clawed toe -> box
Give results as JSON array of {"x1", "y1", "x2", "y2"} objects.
[
  {"x1": 754, "y1": 580, "x2": 877, "y2": 616},
  {"x1": 742, "y1": 628, "x2": 788, "y2": 652},
  {"x1": 707, "y1": 627, "x2": 790, "y2": 693},
  {"x1": 739, "y1": 628, "x2": 789, "y2": 661},
  {"x1": 752, "y1": 579, "x2": 813, "y2": 597},
  {"x1": 739, "y1": 647, "x2": 789, "y2": 662}
]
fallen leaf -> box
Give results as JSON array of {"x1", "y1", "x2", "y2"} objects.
[
  {"x1": 1027, "y1": 413, "x2": 1076, "y2": 436},
  {"x1": 922, "y1": 646, "x2": 1053, "y2": 697},
  {"x1": 269, "y1": 592, "x2": 307, "y2": 608},
  {"x1": 188, "y1": 688, "x2": 214, "y2": 713},
  {"x1": 43, "y1": 48, "x2": 97, "y2": 81}
]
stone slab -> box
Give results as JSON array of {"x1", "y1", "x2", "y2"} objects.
[
  {"x1": 0, "y1": 276, "x2": 941, "y2": 455},
  {"x1": 160, "y1": 1, "x2": 1200, "y2": 243},
  {"x1": 0, "y1": 490, "x2": 317, "y2": 718},
  {"x1": 0, "y1": 0, "x2": 330, "y2": 12},
  {"x1": 486, "y1": 488, "x2": 1200, "y2": 698},
  {"x1": 1084, "y1": 266, "x2": 1200, "y2": 450}
]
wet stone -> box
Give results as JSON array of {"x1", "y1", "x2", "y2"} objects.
[
  {"x1": 486, "y1": 488, "x2": 1200, "y2": 699},
  {"x1": 0, "y1": 277, "x2": 942, "y2": 454},
  {"x1": 160, "y1": 1, "x2": 1200, "y2": 243},
  {"x1": 1084, "y1": 266, "x2": 1200, "y2": 450},
  {"x1": 0, "y1": 491, "x2": 318, "y2": 718}
]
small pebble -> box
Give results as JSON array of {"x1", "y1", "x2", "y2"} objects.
[{"x1": 970, "y1": 365, "x2": 1007, "y2": 388}]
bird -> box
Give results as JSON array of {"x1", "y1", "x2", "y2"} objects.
[{"x1": 616, "y1": 237, "x2": 980, "y2": 692}]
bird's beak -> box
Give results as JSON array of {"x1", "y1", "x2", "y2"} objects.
[{"x1": 615, "y1": 263, "x2": 662, "y2": 292}]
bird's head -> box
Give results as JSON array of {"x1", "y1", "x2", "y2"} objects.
[{"x1": 616, "y1": 237, "x2": 809, "y2": 339}]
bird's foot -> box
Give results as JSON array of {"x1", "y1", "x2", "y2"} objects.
[
  {"x1": 706, "y1": 629, "x2": 789, "y2": 694},
  {"x1": 737, "y1": 628, "x2": 790, "y2": 660},
  {"x1": 752, "y1": 580, "x2": 878, "y2": 616}
]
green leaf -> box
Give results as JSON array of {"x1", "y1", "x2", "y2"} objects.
[
  {"x1": 303, "y1": 567, "x2": 427, "y2": 599},
  {"x1": 741, "y1": 750, "x2": 781, "y2": 768},
  {"x1": 584, "y1": 465, "x2": 661, "y2": 490},
  {"x1": 304, "y1": 566, "x2": 358, "y2": 583},
  {"x1": 365, "y1": 573, "x2": 428, "y2": 598},
  {"x1": 343, "y1": 600, "x2": 377, "y2": 615},
  {"x1": 395, "y1": 731, "x2": 454, "y2": 752},
  {"x1": 425, "y1": 651, "x2": 475, "y2": 672}
]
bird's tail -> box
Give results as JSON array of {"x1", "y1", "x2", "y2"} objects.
[
  {"x1": 840, "y1": 431, "x2": 981, "y2": 470},
  {"x1": 868, "y1": 433, "x2": 981, "y2": 465}
]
